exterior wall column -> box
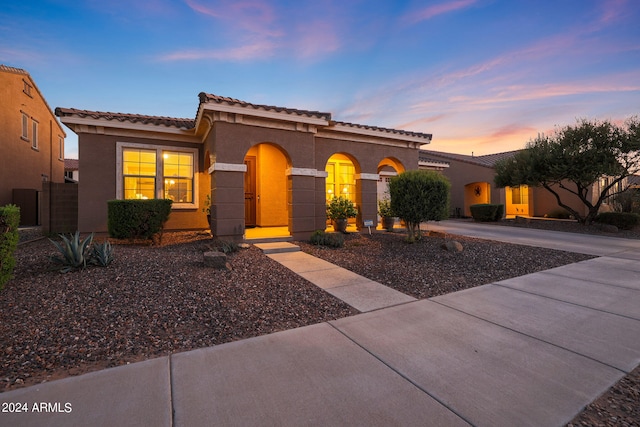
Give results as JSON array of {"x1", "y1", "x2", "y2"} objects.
[
  {"x1": 355, "y1": 173, "x2": 379, "y2": 230},
  {"x1": 209, "y1": 162, "x2": 246, "y2": 241},
  {"x1": 287, "y1": 167, "x2": 322, "y2": 240}
]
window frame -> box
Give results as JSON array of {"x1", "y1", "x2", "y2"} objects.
[
  {"x1": 58, "y1": 136, "x2": 64, "y2": 160},
  {"x1": 31, "y1": 119, "x2": 39, "y2": 150},
  {"x1": 116, "y1": 142, "x2": 198, "y2": 209},
  {"x1": 21, "y1": 112, "x2": 29, "y2": 141}
]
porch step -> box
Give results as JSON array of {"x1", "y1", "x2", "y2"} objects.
[
  {"x1": 253, "y1": 242, "x2": 301, "y2": 254},
  {"x1": 246, "y1": 236, "x2": 294, "y2": 244}
]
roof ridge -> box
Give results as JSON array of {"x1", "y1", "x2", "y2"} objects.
[
  {"x1": 0, "y1": 64, "x2": 28, "y2": 75},
  {"x1": 55, "y1": 107, "x2": 195, "y2": 129},
  {"x1": 333, "y1": 121, "x2": 432, "y2": 139},
  {"x1": 198, "y1": 92, "x2": 332, "y2": 120}
]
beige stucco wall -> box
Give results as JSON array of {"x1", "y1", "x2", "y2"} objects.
[{"x1": 0, "y1": 69, "x2": 65, "y2": 206}]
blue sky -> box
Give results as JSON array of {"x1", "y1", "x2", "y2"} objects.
[{"x1": 2, "y1": 0, "x2": 639, "y2": 159}]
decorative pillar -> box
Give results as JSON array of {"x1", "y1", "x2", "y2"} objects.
[
  {"x1": 208, "y1": 162, "x2": 246, "y2": 241},
  {"x1": 355, "y1": 173, "x2": 380, "y2": 230},
  {"x1": 286, "y1": 167, "x2": 324, "y2": 240}
]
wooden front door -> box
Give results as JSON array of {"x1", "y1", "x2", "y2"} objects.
[{"x1": 244, "y1": 156, "x2": 257, "y2": 227}]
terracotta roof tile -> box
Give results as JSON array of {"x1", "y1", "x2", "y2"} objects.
[
  {"x1": 198, "y1": 92, "x2": 332, "y2": 121},
  {"x1": 333, "y1": 121, "x2": 432, "y2": 140},
  {"x1": 419, "y1": 149, "x2": 521, "y2": 168},
  {"x1": 64, "y1": 158, "x2": 79, "y2": 171},
  {"x1": 0, "y1": 64, "x2": 29, "y2": 75},
  {"x1": 55, "y1": 107, "x2": 195, "y2": 129}
]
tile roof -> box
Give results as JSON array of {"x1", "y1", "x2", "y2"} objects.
[
  {"x1": 198, "y1": 92, "x2": 332, "y2": 121},
  {"x1": 333, "y1": 121, "x2": 432, "y2": 140},
  {"x1": 0, "y1": 64, "x2": 29, "y2": 75},
  {"x1": 55, "y1": 108, "x2": 195, "y2": 130},
  {"x1": 418, "y1": 152, "x2": 450, "y2": 166},
  {"x1": 64, "y1": 158, "x2": 79, "y2": 171},
  {"x1": 419, "y1": 149, "x2": 521, "y2": 169}
]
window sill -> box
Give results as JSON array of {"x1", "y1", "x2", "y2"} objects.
[
  {"x1": 171, "y1": 203, "x2": 197, "y2": 210},
  {"x1": 21, "y1": 136, "x2": 30, "y2": 142},
  {"x1": 31, "y1": 147, "x2": 39, "y2": 152}
]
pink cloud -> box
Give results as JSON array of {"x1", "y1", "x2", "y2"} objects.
[{"x1": 404, "y1": 0, "x2": 477, "y2": 25}]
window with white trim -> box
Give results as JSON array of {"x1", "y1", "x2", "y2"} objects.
[
  {"x1": 117, "y1": 142, "x2": 198, "y2": 207},
  {"x1": 31, "y1": 120, "x2": 39, "y2": 149},
  {"x1": 21, "y1": 112, "x2": 29, "y2": 140}
]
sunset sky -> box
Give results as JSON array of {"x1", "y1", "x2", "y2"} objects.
[{"x1": 2, "y1": 0, "x2": 639, "y2": 159}]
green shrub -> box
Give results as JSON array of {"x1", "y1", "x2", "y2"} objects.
[
  {"x1": 107, "y1": 199, "x2": 172, "y2": 240},
  {"x1": 470, "y1": 204, "x2": 503, "y2": 222},
  {"x1": 545, "y1": 209, "x2": 572, "y2": 219},
  {"x1": 594, "y1": 212, "x2": 640, "y2": 230},
  {"x1": 389, "y1": 170, "x2": 450, "y2": 242},
  {"x1": 210, "y1": 239, "x2": 239, "y2": 254},
  {"x1": 0, "y1": 204, "x2": 20, "y2": 289},
  {"x1": 309, "y1": 230, "x2": 344, "y2": 248}
]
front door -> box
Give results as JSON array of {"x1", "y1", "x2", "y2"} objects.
[{"x1": 244, "y1": 156, "x2": 257, "y2": 227}]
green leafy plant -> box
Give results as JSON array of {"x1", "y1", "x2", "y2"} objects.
[
  {"x1": 309, "y1": 230, "x2": 344, "y2": 248},
  {"x1": 378, "y1": 199, "x2": 394, "y2": 218},
  {"x1": 92, "y1": 240, "x2": 115, "y2": 266},
  {"x1": 49, "y1": 231, "x2": 95, "y2": 273},
  {"x1": 326, "y1": 196, "x2": 358, "y2": 220},
  {"x1": 470, "y1": 204, "x2": 504, "y2": 222},
  {"x1": 0, "y1": 204, "x2": 20, "y2": 289},
  {"x1": 107, "y1": 199, "x2": 172, "y2": 240},
  {"x1": 594, "y1": 212, "x2": 640, "y2": 230},
  {"x1": 389, "y1": 170, "x2": 450, "y2": 242}
]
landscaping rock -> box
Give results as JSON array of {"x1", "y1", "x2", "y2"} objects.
[
  {"x1": 442, "y1": 240, "x2": 463, "y2": 252},
  {"x1": 238, "y1": 243, "x2": 251, "y2": 249},
  {"x1": 203, "y1": 250, "x2": 228, "y2": 269}
]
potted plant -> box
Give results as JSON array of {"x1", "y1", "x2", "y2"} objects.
[
  {"x1": 326, "y1": 196, "x2": 358, "y2": 233},
  {"x1": 378, "y1": 199, "x2": 395, "y2": 232}
]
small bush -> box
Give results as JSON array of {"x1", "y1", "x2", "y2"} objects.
[
  {"x1": 0, "y1": 204, "x2": 20, "y2": 289},
  {"x1": 210, "y1": 239, "x2": 239, "y2": 254},
  {"x1": 309, "y1": 230, "x2": 344, "y2": 248},
  {"x1": 470, "y1": 204, "x2": 503, "y2": 222},
  {"x1": 92, "y1": 240, "x2": 115, "y2": 266},
  {"x1": 545, "y1": 209, "x2": 572, "y2": 219},
  {"x1": 49, "y1": 231, "x2": 95, "y2": 273},
  {"x1": 108, "y1": 199, "x2": 172, "y2": 240},
  {"x1": 594, "y1": 212, "x2": 640, "y2": 230}
]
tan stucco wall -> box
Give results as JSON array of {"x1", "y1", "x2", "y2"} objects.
[
  {"x1": 0, "y1": 70, "x2": 65, "y2": 206},
  {"x1": 77, "y1": 133, "x2": 207, "y2": 233}
]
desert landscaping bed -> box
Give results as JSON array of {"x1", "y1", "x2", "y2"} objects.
[{"x1": 2, "y1": 226, "x2": 639, "y2": 426}]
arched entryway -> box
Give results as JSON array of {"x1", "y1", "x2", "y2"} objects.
[
  {"x1": 377, "y1": 157, "x2": 405, "y2": 229},
  {"x1": 463, "y1": 181, "x2": 491, "y2": 217},
  {"x1": 325, "y1": 153, "x2": 360, "y2": 232},
  {"x1": 244, "y1": 143, "x2": 291, "y2": 239}
]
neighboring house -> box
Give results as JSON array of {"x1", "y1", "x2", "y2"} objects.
[
  {"x1": 419, "y1": 149, "x2": 589, "y2": 218},
  {"x1": 64, "y1": 158, "x2": 79, "y2": 182},
  {"x1": 56, "y1": 93, "x2": 431, "y2": 240},
  {"x1": 0, "y1": 64, "x2": 66, "y2": 225}
]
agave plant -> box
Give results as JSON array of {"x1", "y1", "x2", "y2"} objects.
[
  {"x1": 49, "y1": 231, "x2": 94, "y2": 273},
  {"x1": 91, "y1": 240, "x2": 114, "y2": 267}
]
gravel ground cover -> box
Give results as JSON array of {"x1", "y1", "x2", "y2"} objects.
[{"x1": 3, "y1": 223, "x2": 639, "y2": 425}]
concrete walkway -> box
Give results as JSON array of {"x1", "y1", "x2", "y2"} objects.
[{"x1": 2, "y1": 225, "x2": 639, "y2": 426}]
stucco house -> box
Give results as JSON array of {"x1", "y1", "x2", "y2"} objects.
[
  {"x1": 419, "y1": 149, "x2": 591, "y2": 219},
  {"x1": 56, "y1": 93, "x2": 431, "y2": 241},
  {"x1": 0, "y1": 65, "x2": 66, "y2": 225}
]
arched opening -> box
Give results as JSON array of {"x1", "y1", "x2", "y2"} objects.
[
  {"x1": 325, "y1": 153, "x2": 359, "y2": 232},
  {"x1": 377, "y1": 158, "x2": 405, "y2": 229},
  {"x1": 463, "y1": 181, "x2": 491, "y2": 217},
  {"x1": 244, "y1": 143, "x2": 291, "y2": 239}
]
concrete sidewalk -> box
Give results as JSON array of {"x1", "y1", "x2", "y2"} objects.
[{"x1": 2, "y1": 227, "x2": 639, "y2": 426}]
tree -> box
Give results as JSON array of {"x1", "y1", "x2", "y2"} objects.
[
  {"x1": 389, "y1": 170, "x2": 450, "y2": 242},
  {"x1": 495, "y1": 117, "x2": 640, "y2": 225}
]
